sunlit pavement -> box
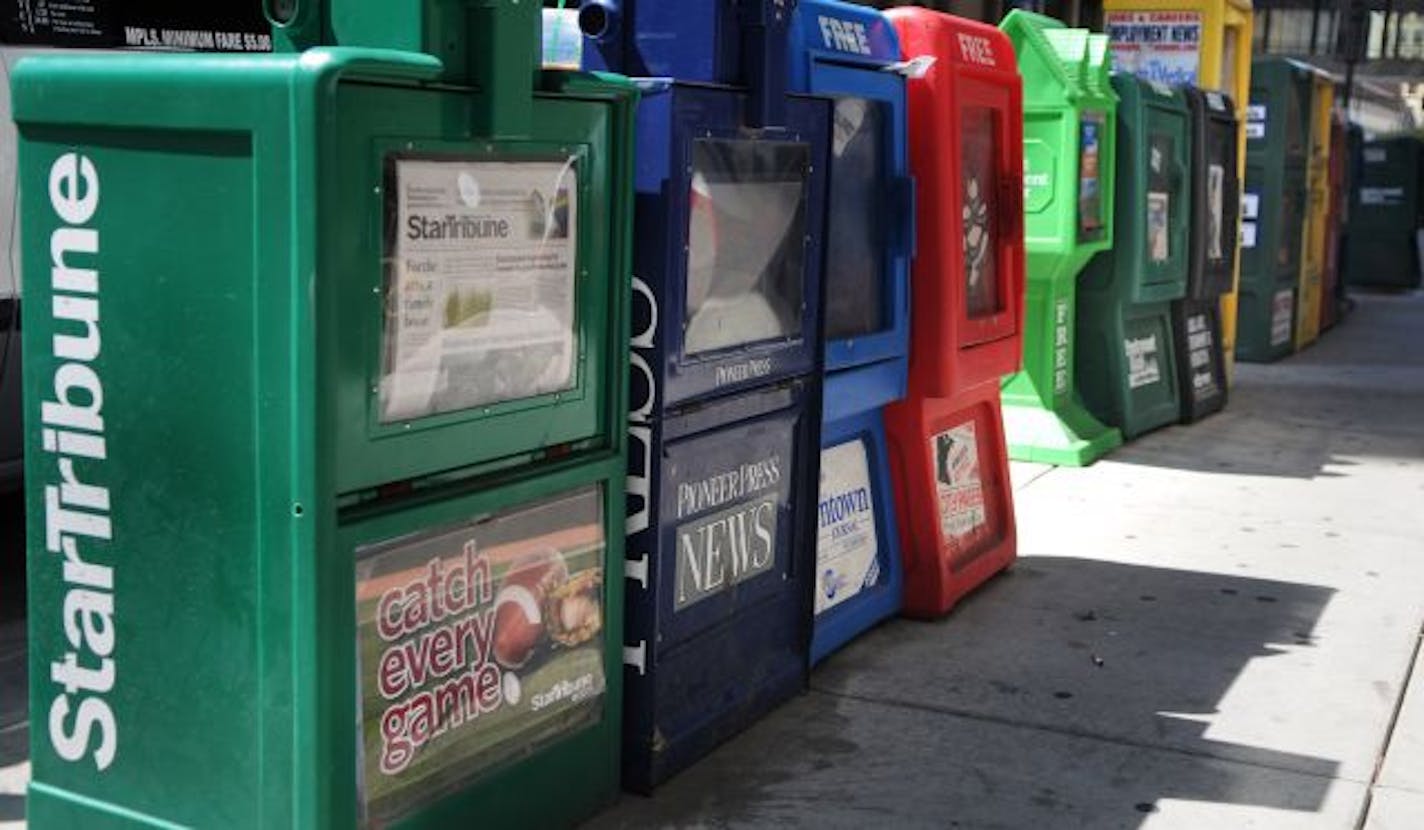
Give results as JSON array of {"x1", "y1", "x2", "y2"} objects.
[
  {"x1": 1, "y1": 294, "x2": 1422, "y2": 829},
  {"x1": 585, "y1": 291, "x2": 1424, "y2": 829}
]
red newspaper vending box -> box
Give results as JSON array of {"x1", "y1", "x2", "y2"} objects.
[{"x1": 884, "y1": 8, "x2": 1025, "y2": 618}]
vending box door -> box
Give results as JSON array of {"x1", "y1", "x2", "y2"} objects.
[
  {"x1": 893, "y1": 8, "x2": 1025, "y2": 399},
  {"x1": 886, "y1": 390, "x2": 1017, "y2": 617},
  {"x1": 954, "y1": 74, "x2": 1025, "y2": 355},
  {"x1": 341, "y1": 461, "x2": 624, "y2": 829},
  {"x1": 811, "y1": 405, "x2": 904, "y2": 661},
  {"x1": 809, "y1": 64, "x2": 913, "y2": 378},
  {"x1": 1134, "y1": 87, "x2": 1193, "y2": 300},
  {"x1": 1172, "y1": 298, "x2": 1227, "y2": 420},
  {"x1": 326, "y1": 81, "x2": 628, "y2": 494},
  {"x1": 622, "y1": 378, "x2": 816, "y2": 789},
  {"x1": 631, "y1": 85, "x2": 830, "y2": 410},
  {"x1": 1188, "y1": 89, "x2": 1241, "y2": 301}
]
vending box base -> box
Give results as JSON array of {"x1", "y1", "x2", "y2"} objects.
[
  {"x1": 1344, "y1": 231, "x2": 1424, "y2": 290},
  {"x1": 1235, "y1": 281, "x2": 1298, "y2": 363},
  {"x1": 886, "y1": 388, "x2": 1016, "y2": 619},
  {"x1": 1002, "y1": 282, "x2": 1124, "y2": 467},
  {"x1": 1171, "y1": 298, "x2": 1229, "y2": 423},
  {"x1": 812, "y1": 396, "x2": 905, "y2": 664},
  {"x1": 623, "y1": 380, "x2": 818, "y2": 793},
  {"x1": 1076, "y1": 299, "x2": 1183, "y2": 441}
]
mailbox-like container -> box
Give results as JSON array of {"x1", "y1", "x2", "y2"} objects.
[
  {"x1": 883, "y1": 8, "x2": 1023, "y2": 618},
  {"x1": 18, "y1": 4, "x2": 638, "y2": 828},
  {"x1": 1295, "y1": 70, "x2": 1333, "y2": 349},
  {"x1": 999, "y1": 11, "x2": 1123, "y2": 466},
  {"x1": 1102, "y1": 0, "x2": 1254, "y2": 384},
  {"x1": 788, "y1": 0, "x2": 914, "y2": 663},
  {"x1": 1344, "y1": 135, "x2": 1424, "y2": 290},
  {"x1": 582, "y1": 0, "x2": 830, "y2": 791},
  {"x1": 1172, "y1": 87, "x2": 1238, "y2": 422},
  {"x1": 1077, "y1": 74, "x2": 1190, "y2": 440},
  {"x1": 1320, "y1": 111, "x2": 1349, "y2": 330},
  {"x1": 1238, "y1": 57, "x2": 1310, "y2": 362}
]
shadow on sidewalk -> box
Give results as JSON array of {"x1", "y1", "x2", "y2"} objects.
[
  {"x1": 585, "y1": 556, "x2": 1338, "y2": 829},
  {"x1": 1098, "y1": 292, "x2": 1424, "y2": 480}
]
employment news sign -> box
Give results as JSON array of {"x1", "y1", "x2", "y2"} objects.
[{"x1": 1105, "y1": 11, "x2": 1203, "y2": 86}]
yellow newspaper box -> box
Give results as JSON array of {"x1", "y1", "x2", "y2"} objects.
[{"x1": 1296, "y1": 69, "x2": 1334, "y2": 350}]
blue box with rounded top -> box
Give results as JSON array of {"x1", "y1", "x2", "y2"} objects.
[{"x1": 787, "y1": 0, "x2": 913, "y2": 664}]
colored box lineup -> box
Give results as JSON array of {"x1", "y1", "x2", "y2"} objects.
[{"x1": 13, "y1": 2, "x2": 1359, "y2": 828}]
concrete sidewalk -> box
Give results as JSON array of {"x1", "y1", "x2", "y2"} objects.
[
  {"x1": 1, "y1": 294, "x2": 1420, "y2": 829},
  {"x1": 586, "y1": 291, "x2": 1424, "y2": 829}
]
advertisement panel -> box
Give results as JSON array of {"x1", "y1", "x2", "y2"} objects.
[
  {"x1": 1105, "y1": 11, "x2": 1203, "y2": 86},
  {"x1": 815, "y1": 439, "x2": 880, "y2": 615},
  {"x1": 931, "y1": 422, "x2": 987, "y2": 543},
  {"x1": 355, "y1": 487, "x2": 607, "y2": 825}
]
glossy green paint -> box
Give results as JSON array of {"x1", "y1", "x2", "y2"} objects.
[
  {"x1": 1238, "y1": 57, "x2": 1310, "y2": 363},
  {"x1": 18, "y1": 3, "x2": 637, "y2": 826},
  {"x1": 1076, "y1": 75, "x2": 1190, "y2": 440},
  {"x1": 998, "y1": 11, "x2": 1123, "y2": 467}
]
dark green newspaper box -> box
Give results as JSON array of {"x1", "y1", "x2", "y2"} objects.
[
  {"x1": 1238, "y1": 57, "x2": 1310, "y2": 362},
  {"x1": 18, "y1": 2, "x2": 637, "y2": 827},
  {"x1": 1344, "y1": 135, "x2": 1424, "y2": 290},
  {"x1": 1076, "y1": 74, "x2": 1190, "y2": 440},
  {"x1": 1000, "y1": 10, "x2": 1124, "y2": 466}
]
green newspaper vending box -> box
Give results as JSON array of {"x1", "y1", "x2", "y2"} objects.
[
  {"x1": 1076, "y1": 75, "x2": 1190, "y2": 441},
  {"x1": 18, "y1": 2, "x2": 637, "y2": 827},
  {"x1": 1344, "y1": 135, "x2": 1424, "y2": 290},
  {"x1": 1000, "y1": 11, "x2": 1123, "y2": 466},
  {"x1": 1238, "y1": 57, "x2": 1310, "y2": 362}
]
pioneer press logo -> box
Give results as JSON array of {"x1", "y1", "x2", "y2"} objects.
[{"x1": 40, "y1": 152, "x2": 117, "y2": 770}]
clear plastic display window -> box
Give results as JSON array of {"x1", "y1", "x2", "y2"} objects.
[
  {"x1": 379, "y1": 156, "x2": 580, "y2": 424},
  {"x1": 824, "y1": 97, "x2": 888, "y2": 340},
  {"x1": 961, "y1": 107, "x2": 1003, "y2": 318},
  {"x1": 684, "y1": 138, "x2": 809, "y2": 356},
  {"x1": 1078, "y1": 112, "x2": 1107, "y2": 241}
]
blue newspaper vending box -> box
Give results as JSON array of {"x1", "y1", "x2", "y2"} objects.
[
  {"x1": 581, "y1": 0, "x2": 831, "y2": 791},
  {"x1": 787, "y1": 0, "x2": 913, "y2": 664}
]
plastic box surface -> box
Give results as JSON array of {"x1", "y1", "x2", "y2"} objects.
[
  {"x1": 1100, "y1": 0, "x2": 1254, "y2": 382},
  {"x1": 1344, "y1": 136, "x2": 1424, "y2": 290},
  {"x1": 998, "y1": 10, "x2": 1123, "y2": 466},
  {"x1": 1238, "y1": 57, "x2": 1311, "y2": 363},
  {"x1": 788, "y1": 0, "x2": 911, "y2": 664},
  {"x1": 884, "y1": 8, "x2": 1022, "y2": 617},
  {"x1": 17, "y1": 40, "x2": 637, "y2": 829},
  {"x1": 1076, "y1": 74, "x2": 1190, "y2": 440}
]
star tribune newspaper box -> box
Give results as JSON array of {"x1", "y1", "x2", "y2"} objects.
[
  {"x1": 999, "y1": 11, "x2": 1123, "y2": 467},
  {"x1": 884, "y1": 8, "x2": 1024, "y2": 618},
  {"x1": 1076, "y1": 75, "x2": 1191, "y2": 441},
  {"x1": 579, "y1": 0, "x2": 830, "y2": 792},
  {"x1": 787, "y1": 0, "x2": 914, "y2": 664},
  {"x1": 17, "y1": 2, "x2": 638, "y2": 827}
]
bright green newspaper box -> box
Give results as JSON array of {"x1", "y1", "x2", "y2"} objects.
[{"x1": 1000, "y1": 10, "x2": 1123, "y2": 466}]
